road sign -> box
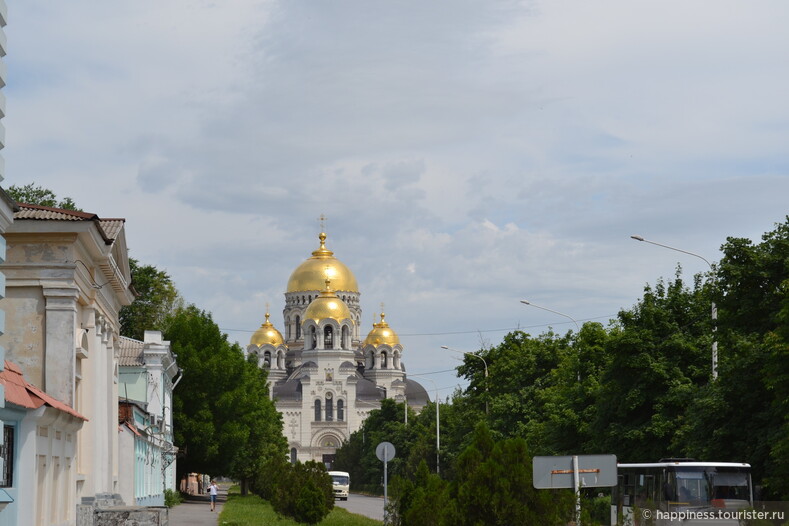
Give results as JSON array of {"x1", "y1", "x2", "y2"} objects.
[
  {"x1": 533, "y1": 454, "x2": 617, "y2": 489},
  {"x1": 376, "y1": 441, "x2": 396, "y2": 516},
  {"x1": 376, "y1": 441, "x2": 396, "y2": 462}
]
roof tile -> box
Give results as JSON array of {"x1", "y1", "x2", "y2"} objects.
[{"x1": 0, "y1": 361, "x2": 88, "y2": 420}]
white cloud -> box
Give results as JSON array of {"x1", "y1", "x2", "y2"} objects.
[{"x1": 4, "y1": 0, "x2": 789, "y2": 385}]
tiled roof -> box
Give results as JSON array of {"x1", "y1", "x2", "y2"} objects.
[
  {"x1": 0, "y1": 361, "x2": 88, "y2": 420},
  {"x1": 13, "y1": 203, "x2": 125, "y2": 242},
  {"x1": 14, "y1": 203, "x2": 98, "y2": 221},
  {"x1": 118, "y1": 337, "x2": 145, "y2": 366},
  {"x1": 99, "y1": 219, "x2": 125, "y2": 240}
]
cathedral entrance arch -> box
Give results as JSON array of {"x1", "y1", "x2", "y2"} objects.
[{"x1": 312, "y1": 431, "x2": 345, "y2": 468}]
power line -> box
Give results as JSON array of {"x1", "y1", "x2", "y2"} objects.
[{"x1": 220, "y1": 314, "x2": 616, "y2": 337}]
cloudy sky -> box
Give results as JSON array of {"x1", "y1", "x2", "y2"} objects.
[{"x1": 5, "y1": 1, "x2": 789, "y2": 396}]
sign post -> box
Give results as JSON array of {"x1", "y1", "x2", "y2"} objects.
[
  {"x1": 533, "y1": 454, "x2": 617, "y2": 526},
  {"x1": 376, "y1": 441, "x2": 396, "y2": 514}
]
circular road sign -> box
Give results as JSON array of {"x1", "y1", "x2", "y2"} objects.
[{"x1": 376, "y1": 441, "x2": 396, "y2": 462}]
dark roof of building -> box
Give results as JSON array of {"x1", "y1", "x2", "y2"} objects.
[
  {"x1": 405, "y1": 378, "x2": 430, "y2": 405},
  {"x1": 273, "y1": 378, "x2": 302, "y2": 400},
  {"x1": 14, "y1": 203, "x2": 125, "y2": 244},
  {"x1": 356, "y1": 375, "x2": 385, "y2": 400}
]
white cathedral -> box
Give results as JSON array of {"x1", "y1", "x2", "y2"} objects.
[{"x1": 244, "y1": 231, "x2": 429, "y2": 467}]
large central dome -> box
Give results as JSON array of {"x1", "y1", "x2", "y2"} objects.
[{"x1": 287, "y1": 232, "x2": 359, "y2": 293}]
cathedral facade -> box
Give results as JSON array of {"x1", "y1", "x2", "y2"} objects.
[{"x1": 245, "y1": 231, "x2": 429, "y2": 466}]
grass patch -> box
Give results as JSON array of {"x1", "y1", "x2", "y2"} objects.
[{"x1": 219, "y1": 491, "x2": 382, "y2": 526}]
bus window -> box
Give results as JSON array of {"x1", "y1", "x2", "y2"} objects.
[
  {"x1": 676, "y1": 471, "x2": 708, "y2": 504},
  {"x1": 712, "y1": 472, "x2": 750, "y2": 503}
]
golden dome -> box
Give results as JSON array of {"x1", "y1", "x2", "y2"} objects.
[
  {"x1": 363, "y1": 312, "x2": 400, "y2": 346},
  {"x1": 304, "y1": 280, "x2": 353, "y2": 322},
  {"x1": 250, "y1": 312, "x2": 285, "y2": 347},
  {"x1": 287, "y1": 232, "x2": 359, "y2": 293}
]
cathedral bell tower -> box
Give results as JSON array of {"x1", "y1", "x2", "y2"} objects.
[{"x1": 283, "y1": 232, "x2": 362, "y2": 368}]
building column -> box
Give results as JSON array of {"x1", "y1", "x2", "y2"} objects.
[{"x1": 42, "y1": 286, "x2": 79, "y2": 407}]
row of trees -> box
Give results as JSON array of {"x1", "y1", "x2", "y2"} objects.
[{"x1": 334, "y1": 217, "x2": 789, "y2": 523}]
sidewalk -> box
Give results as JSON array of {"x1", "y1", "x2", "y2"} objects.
[{"x1": 168, "y1": 486, "x2": 227, "y2": 526}]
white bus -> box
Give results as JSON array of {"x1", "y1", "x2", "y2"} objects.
[
  {"x1": 612, "y1": 459, "x2": 752, "y2": 525},
  {"x1": 328, "y1": 471, "x2": 350, "y2": 501}
]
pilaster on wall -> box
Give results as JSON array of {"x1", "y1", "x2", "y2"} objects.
[{"x1": 42, "y1": 285, "x2": 79, "y2": 406}]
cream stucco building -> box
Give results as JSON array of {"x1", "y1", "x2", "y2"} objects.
[
  {"x1": 245, "y1": 232, "x2": 428, "y2": 467},
  {"x1": 0, "y1": 204, "x2": 135, "y2": 525}
]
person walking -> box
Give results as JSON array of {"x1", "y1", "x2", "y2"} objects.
[{"x1": 208, "y1": 480, "x2": 219, "y2": 512}]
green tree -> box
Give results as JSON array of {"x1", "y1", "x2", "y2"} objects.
[
  {"x1": 120, "y1": 259, "x2": 182, "y2": 339},
  {"x1": 684, "y1": 217, "x2": 789, "y2": 497},
  {"x1": 391, "y1": 424, "x2": 574, "y2": 526},
  {"x1": 7, "y1": 182, "x2": 81, "y2": 211},
  {"x1": 167, "y1": 305, "x2": 287, "y2": 483},
  {"x1": 452, "y1": 429, "x2": 574, "y2": 526},
  {"x1": 538, "y1": 322, "x2": 611, "y2": 455},
  {"x1": 451, "y1": 330, "x2": 570, "y2": 451},
  {"x1": 333, "y1": 398, "x2": 428, "y2": 491},
  {"x1": 591, "y1": 271, "x2": 711, "y2": 461},
  {"x1": 390, "y1": 461, "x2": 452, "y2": 526}
]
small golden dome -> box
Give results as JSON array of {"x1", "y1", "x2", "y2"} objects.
[
  {"x1": 304, "y1": 280, "x2": 353, "y2": 322},
  {"x1": 250, "y1": 312, "x2": 285, "y2": 347},
  {"x1": 287, "y1": 232, "x2": 359, "y2": 293},
  {"x1": 363, "y1": 312, "x2": 400, "y2": 346}
]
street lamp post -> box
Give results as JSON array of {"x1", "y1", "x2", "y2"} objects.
[
  {"x1": 520, "y1": 300, "x2": 581, "y2": 381},
  {"x1": 631, "y1": 235, "x2": 718, "y2": 379},
  {"x1": 408, "y1": 374, "x2": 440, "y2": 474},
  {"x1": 441, "y1": 346, "x2": 488, "y2": 415}
]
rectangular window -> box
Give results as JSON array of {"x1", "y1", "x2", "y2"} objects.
[{"x1": 0, "y1": 425, "x2": 14, "y2": 487}]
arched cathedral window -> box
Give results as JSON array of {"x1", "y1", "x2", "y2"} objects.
[
  {"x1": 325, "y1": 392, "x2": 333, "y2": 421},
  {"x1": 337, "y1": 399, "x2": 344, "y2": 421},
  {"x1": 324, "y1": 326, "x2": 334, "y2": 348},
  {"x1": 314, "y1": 399, "x2": 321, "y2": 421},
  {"x1": 296, "y1": 316, "x2": 301, "y2": 339}
]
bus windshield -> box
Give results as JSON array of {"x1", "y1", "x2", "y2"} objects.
[{"x1": 331, "y1": 474, "x2": 349, "y2": 485}]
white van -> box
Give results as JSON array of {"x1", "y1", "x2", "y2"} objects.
[{"x1": 328, "y1": 471, "x2": 350, "y2": 501}]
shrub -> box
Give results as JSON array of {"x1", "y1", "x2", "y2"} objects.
[{"x1": 164, "y1": 488, "x2": 183, "y2": 508}]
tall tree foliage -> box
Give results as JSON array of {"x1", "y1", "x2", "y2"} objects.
[
  {"x1": 167, "y1": 305, "x2": 287, "y2": 483},
  {"x1": 7, "y1": 182, "x2": 81, "y2": 211},
  {"x1": 684, "y1": 217, "x2": 789, "y2": 497},
  {"x1": 390, "y1": 424, "x2": 574, "y2": 526},
  {"x1": 120, "y1": 258, "x2": 182, "y2": 339},
  {"x1": 591, "y1": 272, "x2": 711, "y2": 461}
]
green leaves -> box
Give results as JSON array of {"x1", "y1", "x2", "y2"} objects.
[
  {"x1": 7, "y1": 182, "x2": 82, "y2": 211},
  {"x1": 120, "y1": 259, "x2": 182, "y2": 340},
  {"x1": 167, "y1": 305, "x2": 287, "y2": 482}
]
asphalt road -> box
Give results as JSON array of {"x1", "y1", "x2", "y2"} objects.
[{"x1": 335, "y1": 493, "x2": 386, "y2": 522}]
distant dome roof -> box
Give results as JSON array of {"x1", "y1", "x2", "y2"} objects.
[
  {"x1": 249, "y1": 312, "x2": 285, "y2": 347},
  {"x1": 287, "y1": 232, "x2": 359, "y2": 293},
  {"x1": 405, "y1": 379, "x2": 430, "y2": 405},
  {"x1": 363, "y1": 312, "x2": 400, "y2": 346},
  {"x1": 356, "y1": 376, "x2": 385, "y2": 400},
  {"x1": 304, "y1": 280, "x2": 353, "y2": 323}
]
